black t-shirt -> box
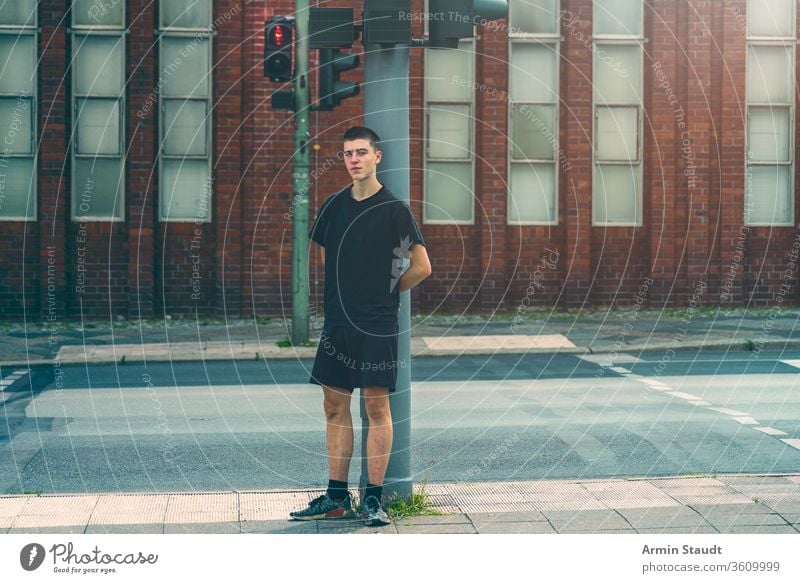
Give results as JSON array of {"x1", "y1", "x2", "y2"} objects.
[{"x1": 309, "y1": 185, "x2": 426, "y2": 333}]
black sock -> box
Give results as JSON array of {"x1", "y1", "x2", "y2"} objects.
[
  {"x1": 365, "y1": 483, "x2": 383, "y2": 503},
  {"x1": 327, "y1": 479, "x2": 348, "y2": 501}
]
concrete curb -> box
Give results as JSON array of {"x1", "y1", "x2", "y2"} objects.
[{"x1": 0, "y1": 338, "x2": 798, "y2": 368}]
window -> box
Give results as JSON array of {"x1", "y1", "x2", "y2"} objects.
[
  {"x1": 423, "y1": 40, "x2": 475, "y2": 224},
  {"x1": 508, "y1": 0, "x2": 560, "y2": 224},
  {"x1": 746, "y1": 0, "x2": 795, "y2": 226},
  {"x1": 0, "y1": 0, "x2": 37, "y2": 220},
  {"x1": 592, "y1": 0, "x2": 643, "y2": 226},
  {"x1": 70, "y1": 1, "x2": 125, "y2": 221},
  {"x1": 159, "y1": 0, "x2": 213, "y2": 222}
]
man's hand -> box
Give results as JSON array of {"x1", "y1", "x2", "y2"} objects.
[{"x1": 398, "y1": 244, "x2": 431, "y2": 292}]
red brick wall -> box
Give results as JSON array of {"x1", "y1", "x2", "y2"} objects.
[
  {"x1": 1, "y1": 0, "x2": 797, "y2": 321},
  {"x1": 562, "y1": 0, "x2": 594, "y2": 307},
  {"x1": 35, "y1": 0, "x2": 68, "y2": 320}
]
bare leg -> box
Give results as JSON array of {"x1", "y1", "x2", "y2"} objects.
[
  {"x1": 323, "y1": 385, "x2": 353, "y2": 482},
  {"x1": 363, "y1": 386, "x2": 393, "y2": 485}
]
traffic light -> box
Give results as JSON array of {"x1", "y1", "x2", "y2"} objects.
[
  {"x1": 428, "y1": 0, "x2": 508, "y2": 48},
  {"x1": 317, "y1": 49, "x2": 360, "y2": 111},
  {"x1": 264, "y1": 17, "x2": 294, "y2": 82}
]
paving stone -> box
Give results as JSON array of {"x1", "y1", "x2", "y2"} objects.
[
  {"x1": 394, "y1": 514, "x2": 471, "y2": 526},
  {"x1": 476, "y1": 522, "x2": 556, "y2": 534},
  {"x1": 718, "y1": 525, "x2": 799, "y2": 534},
  {"x1": 396, "y1": 523, "x2": 477, "y2": 534},
  {"x1": 84, "y1": 524, "x2": 164, "y2": 534},
  {"x1": 8, "y1": 526, "x2": 86, "y2": 534},
  {"x1": 722, "y1": 476, "x2": 798, "y2": 486},
  {"x1": 636, "y1": 526, "x2": 719, "y2": 534},
  {"x1": 163, "y1": 522, "x2": 240, "y2": 534},
  {"x1": 557, "y1": 528, "x2": 638, "y2": 534},
  {"x1": 317, "y1": 518, "x2": 367, "y2": 529},
  {"x1": 763, "y1": 503, "x2": 800, "y2": 514},
  {"x1": 467, "y1": 511, "x2": 548, "y2": 525},
  {"x1": 617, "y1": 507, "x2": 710, "y2": 529},
  {"x1": 543, "y1": 509, "x2": 630, "y2": 531},
  {"x1": 241, "y1": 520, "x2": 318, "y2": 534},
  {"x1": 705, "y1": 514, "x2": 789, "y2": 528},
  {"x1": 90, "y1": 495, "x2": 169, "y2": 526},
  {"x1": 316, "y1": 524, "x2": 398, "y2": 534},
  {"x1": 690, "y1": 503, "x2": 774, "y2": 515}
]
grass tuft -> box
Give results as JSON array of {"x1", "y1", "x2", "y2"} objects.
[{"x1": 385, "y1": 486, "x2": 444, "y2": 520}]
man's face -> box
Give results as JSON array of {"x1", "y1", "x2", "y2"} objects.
[{"x1": 342, "y1": 138, "x2": 381, "y2": 182}]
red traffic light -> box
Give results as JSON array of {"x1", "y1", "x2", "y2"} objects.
[
  {"x1": 265, "y1": 17, "x2": 294, "y2": 83},
  {"x1": 269, "y1": 23, "x2": 292, "y2": 48}
]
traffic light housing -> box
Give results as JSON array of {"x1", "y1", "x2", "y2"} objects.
[
  {"x1": 264, "y1": 17, "x2": 294, "y2": 82},
  {"x1": 428, "y1": 0, "x2": 508, "y2": 48},
  {"x1": 317, "y1": 49, "x2": 360, "y2": 111}
]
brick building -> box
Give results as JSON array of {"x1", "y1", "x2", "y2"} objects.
[{"x1": 0, "y1": 0, "x2": 798, "y2": 321}]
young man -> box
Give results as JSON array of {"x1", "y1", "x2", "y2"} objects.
[{"x1": 290, "y1": 126, "x2": 431, "y2": 526}]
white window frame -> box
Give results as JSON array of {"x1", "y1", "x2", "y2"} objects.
[
  {"x1": 158, "y1": 2, "x2": 213, "y2": 223},
  {"x1": 745, "y1": 0, "x2": 796, "y2": 227},
  {"x1": 592, "y1": 1, "x2": 644, "y2": 227},
  {"x1": 507, "y1": 0, "x2": 561, "y2": 226},
  {"x1": 0, "y1": 6, "x2": 37, "y2": 221},
  {"x1": 422, "y1": 39, "x2": 476, "y2": 225},
  {"x1": 70, "y1": 4, "x2": 126, "y2": 222}
]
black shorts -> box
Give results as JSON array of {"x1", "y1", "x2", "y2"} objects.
[{"x1": 309, "y1": 325, "x2": 404, "y2": 392}]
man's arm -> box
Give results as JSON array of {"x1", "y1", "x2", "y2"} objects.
[
  {"x1": 320, "y1": 246, "x2": 325, "y2": 266},
  {"x1": 398, "y1": 243, "x2": 431, "y2": 292}
]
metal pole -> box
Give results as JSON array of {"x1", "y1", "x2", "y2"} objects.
[
  {"x1": 360, "y1": 44, "x2": 412, "y2": 500},
  {"x1": 291, "y1": 0, "x2": 310, "y2": 346}
]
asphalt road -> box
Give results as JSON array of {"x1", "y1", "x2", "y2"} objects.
[{"x1": 1, "y1": 350, "x2": 799, "y2": 493}]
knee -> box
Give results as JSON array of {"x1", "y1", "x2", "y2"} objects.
[
  {"x1": 323, "y1": 395, "x2": 350, "y2": 422},
  {"x1": 364, "y1": 397, "x2": 391, "y2": 424}
]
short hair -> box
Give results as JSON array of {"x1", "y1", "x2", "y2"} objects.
[{"x1": 342, "y1": 126, "x2": 381, "y2": 151}]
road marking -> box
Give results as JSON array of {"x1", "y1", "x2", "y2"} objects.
[
  {"x1": 643, "y1": 380, "x2": 670, "y2": 389},
  {"x1": 578, "y1": 353, "x2": 643, "y2": 365},
  {"x1": 645, "y1": 381, "x2": 672, "y2": 392},
  {"x1": 755, "y1": 427, "x2": 788, "y2": 436},
  {"x1": 710, "y1": 407, "x2": 748, "y2": 417},
  {"x1": 665, "y1": 391, "x2": 704, "y2": 402},
  {"x1": 781, "y1": 439, "x2": 800, "y2": 451},
  {"x1": 780, "y1": 360, "x2": 800, "y2": 370},
  {"x1": 604, "y1": 371, "x2": 796, "y2": 453},
  {"x1": 610, "y1": 366, "x2": 632, "y2": 374}
]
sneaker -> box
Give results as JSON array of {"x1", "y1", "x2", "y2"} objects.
[
  {"x1": 289, "y1": 493, "x2": 355, "y2": 521},
  {"x1": 361, "y1": 495, "x2": 391, "y2": 527}
]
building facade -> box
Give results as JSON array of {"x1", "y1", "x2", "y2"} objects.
[{"x1": 0, "y1": 0, "x2": 798, "y2": 321}]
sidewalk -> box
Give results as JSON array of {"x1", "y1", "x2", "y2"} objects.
[
  {"x1": 1, "y1": 307, "x2": 799, "y2": 366},
  {"x1": 1, "y1": 474, "x2": 799, "y2": 534}
]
